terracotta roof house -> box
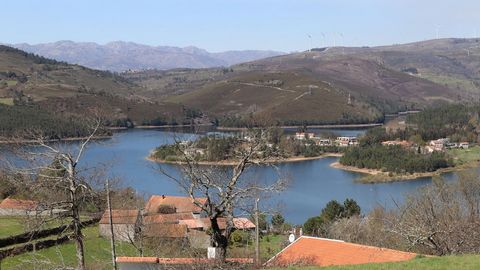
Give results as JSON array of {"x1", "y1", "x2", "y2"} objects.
[
  {"x1": 116, "y1": 257, "x2": 253, "y2": 270},
  {"x1": 180, "y1": 217, "x2": 255, "y2": 231},
  {"x1": 143, "y1": 212, "x2": 194, "y2": 224},
  {"x1": 180, "y1": 217, "x2": 255, "y2": 249},
  {"x1": 143, "y1": 223, "x2": 188, "y2": 239},
  {"x1": 99, "y1": 209, "x2": 140, "y2": 242},
  {"x1": 0, "y1": 198, "x2": 38, "y2": 216},
  {"x1": 144, "y1": 195, "x2": 207, "y2": 215},
  {"x1": 266, "y1": 236, "x2": 418, "y2": 267}
]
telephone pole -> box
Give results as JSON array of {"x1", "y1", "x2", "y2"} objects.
[
  {"x1": 106, "y1": 179, "x2": 117, "y2": 270},
  {"x1": 254, "y1": 198, "x2": 260, "y2": 267}
]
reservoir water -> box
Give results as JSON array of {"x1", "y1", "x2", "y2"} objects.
[{"x1": 6, "y1": 128, "x2": 455, "y2": 224}]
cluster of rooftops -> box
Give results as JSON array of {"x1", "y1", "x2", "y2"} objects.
[
  {"x1": 0, "y1": 196, "x2": 421, "y2": 268},
  {"x1": 98, "y1": 195, "x2": 255, "y2": 240},
  {"x1": 294, "y1": 132, "x2": 359, "y2": 147}
]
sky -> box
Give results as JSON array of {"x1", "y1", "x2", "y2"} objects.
[{"x1": 2, "y1": 0, "x2": 480, "y2": 52}]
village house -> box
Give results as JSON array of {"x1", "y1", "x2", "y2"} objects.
[
  {"x1": 179, "y1": 217, "x2": 256, "y2": 232},
  {"x1": 180, "y1": 217, "x2": 255, "y2": 248},
  {"x1": 295, "y1": 132, "x2": 315, "y2": 140},
  {"x1": 142, "y1": 195, "x2": 208, "y2": 247},
  {"x1": 144, "y1": 195, "x2": 207, "y2": 217},
  {"x1": 459, "y1": 142, "x2": 470, "y2": 149},
  {"x1": 102, "y1": 195, "x2": 256, "y2": 249},
  {"x1": 335, "y1": 136, "x2": 358, "y2": 147},
  {"x1": 266, "y1": 236, "x2": 418, "y2": 267},
  {"x1": 184, "y1": 147, "x2": 205, "y2": 157},
  {"x1": 0, "y1": 198, "x2": 38, "y2": 216},
  {"x1": 427, "y1": 138, "x2": 450, "y2": 152},
  {"x1": 98, "y1": 209, "x2": 141, "y2": 242},
  {"x1": 316, "y1": 139, "x2": 332, "y2": 146},
  {"x1": 143, "y1": 212, "x2": 195, "y2": 225},
  {"x1": 142, "y1": 223, "x2": 189, "y2": 242}
]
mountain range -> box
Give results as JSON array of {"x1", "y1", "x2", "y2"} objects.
[
  {"x1": 2, "y1": 38, "x2": 480, "y2": 133},
  {"x1": 11, "y1": 41, "x2": 284, "y2": 72}
]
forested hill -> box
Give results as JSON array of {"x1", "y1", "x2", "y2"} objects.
[
  {"x1": 164, "y1": 40, "x2": 470, "y2": 127},
  {"x1": 0, "y1": 45, "x2": 196, "y2": 138}
]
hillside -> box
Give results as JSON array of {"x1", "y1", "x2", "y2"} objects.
[
  {"x1": 137, "y1": 38, "x2": 480, "y2": 126},
  {"x1": 12, "y1": 41, "x2": 284, "y2": 72},
  {"x1": 168, "y1": 70, "x2": 384, "y2": 125},
  {"x1": 311, "y1": 38, "x2": 480, "y2": 98},
  {"x1": 0, "y1": 45, "x2": 193, "y2": 138},
  {"x1": 165, "y1": 40, "x2": 470, "y2": 126}
]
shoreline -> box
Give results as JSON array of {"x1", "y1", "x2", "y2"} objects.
[
  {"x1": 330, "y1": 161, "x2": 470, "y2": 183},
  {"x1": 216, "y1": 123, "x2": 382, "y2": 131},
  {"x1": 133, "y1": 123, "x2": 213, "y2": 129},
  {"x1": 0, "y1": 135, "x2": 112, "y2": 145},
  {"x1": 107, "y1": 122, "x2": 380, "y2": 131},
  {"x1": 148, "y1": 153, "x2": 343, "y2": 166}
]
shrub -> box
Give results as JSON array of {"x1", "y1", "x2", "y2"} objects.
[{"x1": 157, "y1": 204, "x2": 176, "y2": 214}]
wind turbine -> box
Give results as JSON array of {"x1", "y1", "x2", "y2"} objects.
[
  {"x1": 339, "y1": 33, "x2": 345, "y2": 54},
  {"x1": 307, "y1": 34, "x2": 313, "y2": 52}
]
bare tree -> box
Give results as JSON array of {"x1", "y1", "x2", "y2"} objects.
[
  {"x1": 326, "y1": 171, "x2": 480, "y2": 256},
  {"x1": 3, "y1": 117, "x2": 106, "y2": 270},
  {"x1": 386, "y1": 173, "x2": 480, "y2": 255},
  {"x1": 158, "y1": 128, "x2": 287, "y2": 261}
]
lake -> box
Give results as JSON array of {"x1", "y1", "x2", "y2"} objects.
[{"x1": 4, "y1": 128, "x2": 455, "y2": 224}]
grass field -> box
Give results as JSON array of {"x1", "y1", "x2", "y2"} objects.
[
  {"x1": 0, "y1": 226, "x2": 140, "y2": 270},
  {"x1": 0, "y1": 97, "x2": 13, "y2": 105},
  {"x1": 447, "y1": 146, "x2": 480, "y2": 165},
  {"x1": 269, "y1": 254, "x2": 480, "y2": 270},
  {"x1": 0, "y1": 216, "x2": 76, "y2": 239},
  {"x1": 1, "y1": 229, "x2": 284, "y2": 269},
  {"x1": 0, "y1": 216, "x2": 28, "y2": 238},
  {"x1": 6, "y1": 80, "x2": 17, "y2": 87},
  {"x1": 228, "y1": 234, "x2": 287, "y2": 262},
  {"x1": 0, "y1": 217, "x2": 284, "y2": 270}
]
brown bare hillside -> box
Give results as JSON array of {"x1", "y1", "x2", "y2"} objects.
[{"x1": 0, "y1": 45, "x2": 193, "y2": 130}]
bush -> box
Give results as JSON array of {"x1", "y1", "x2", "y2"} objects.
[
  {"x1": 157, "y1": 204, "x2": 176, "y2": 214},
  {"x1": 229, "y1": 230, "x2": 250, "y2": 247}
]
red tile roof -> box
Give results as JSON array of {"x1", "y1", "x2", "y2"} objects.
[
  {"x1": 116, "y1": 257, "x2": 158, "y2": 263},
  {"x1": 143, "y1": 223, "x2": 188, "y2": 238},
  {"x1": 144, "y1": 195, "x2": 207, "y2": 214},
  {"x1": 116, "y1": 257, "x2": 253, "y2": 264},
  {"x1": 143, "y1": 212, "x2": 193, "y2": 224},
  {"x1": 179, "y1": 218, "x2": 205, "y2": 229},
  {"x1": 267, "y1": 236, "x2": 417, "y2": 267},
  {"x1": 0, "y1": 198, "x2": 38, "y2": 210},
  {"x1": 179, "y1": 217, "x2": 255, "y2": 230},
  {"x1": 99, "y1": 209, "x2": 139, "y2": 225},
  {"x1": 232, "y1": 218, "x2": 256, "y2": 230}
]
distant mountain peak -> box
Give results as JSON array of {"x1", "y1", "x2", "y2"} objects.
[{"x1": 11, "y1": 41, "x2": 285, "y2": 71}]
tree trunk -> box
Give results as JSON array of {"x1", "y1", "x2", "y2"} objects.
[
  {"x1": 72, "y1": 202, "x2": 86, "y2": 270},
  {"x1": 210, "y1": 217, "x2": 228, "y2": 261},
  {"x1": 68, "y1": 162, "x2": 86, "y2": 270}
]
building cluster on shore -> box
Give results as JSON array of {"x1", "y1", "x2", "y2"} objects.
[
  {"x1": 293, "y1": 132, "x2": 358, "y2": 147},
  {"x1": 381, "y1": 138, "x2": 469, "y2": 153}
]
